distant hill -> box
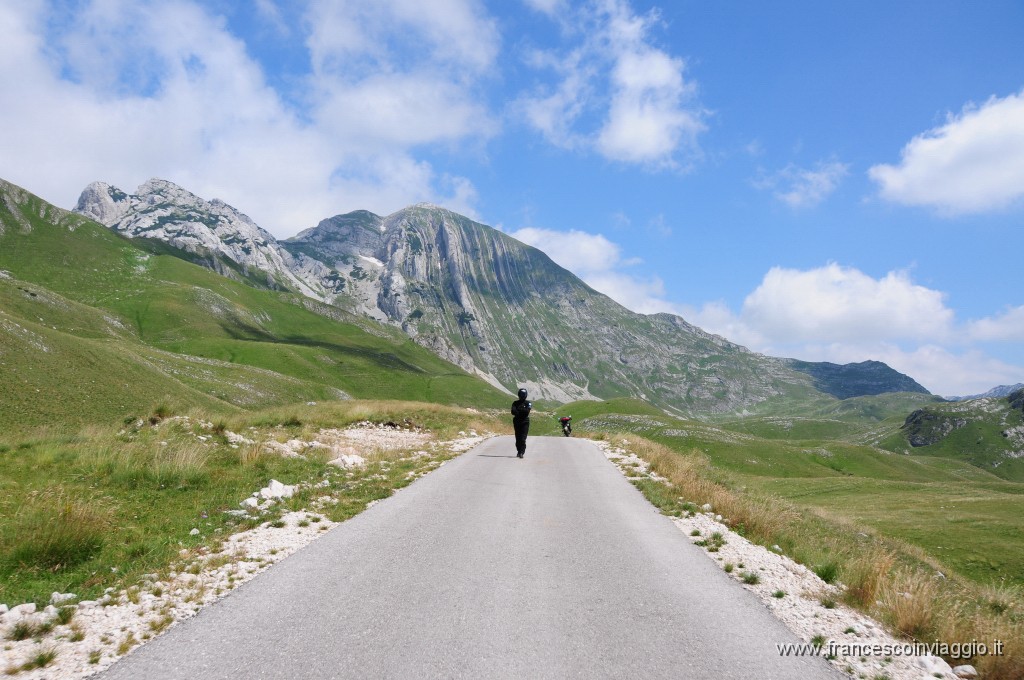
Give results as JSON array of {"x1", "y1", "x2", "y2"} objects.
[
  {"x1": 946, "y1": 383, "x2": 1024, "y2": 401},
  {"x1": 784, "y1": 359, "x2": 930, "y2": 400},
  {"x1": 67, "y1": 177, "x2": 937, "y2": 416}
]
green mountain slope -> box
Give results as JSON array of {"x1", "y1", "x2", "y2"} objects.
[
  {"x1": 878, "y1": 390, "x2": 1024, "y2": 481},
  {"x1": 0, "y1": 179, "x2": 507, "y2": 431}
]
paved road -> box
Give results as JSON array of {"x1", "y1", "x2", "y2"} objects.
[{"x1": 102, "y1": 435, "x2": 840, "y2": 679}]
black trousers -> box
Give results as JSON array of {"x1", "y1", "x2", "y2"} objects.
[{"x1": 513, "y1": 420, "x2": 530, "y2": 454}]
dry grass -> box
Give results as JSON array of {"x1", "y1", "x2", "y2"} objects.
[
  {"x1": 238, "y1": 441, "x2": 267, "y2": 466},
  {"x1": 604, "y1": 432, "x2": 1024, "y2": 677},
  {"x1": 882, "y1": 568, "x2": 938, "y2": 638},
  {"x1": 843, "y1": 548, "x2": 896, "y2": 608},
  {"x1": 616, "y1": 435, "x2": 796, "y2": 541}
]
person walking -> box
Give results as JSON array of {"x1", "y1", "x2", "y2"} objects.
[{"x1": 511, "y1": 388, "x2": 532, "y2": 458}]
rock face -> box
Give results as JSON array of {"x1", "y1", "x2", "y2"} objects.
[
  {"x1": 1009, "y1": 387, "x2": 1024, "y2": 412},
  {"x1": 74, "y1": 179, "x2": 933, "y2": 413},
  {"x1": 75, "y1": 179, "x2": 337, "y2": 301},
  {"x1": 902, "y1": 409, "x2": 969, "y2": 447},
  {"x1": 283, "y1": 204, "x2": 806, "y2": 411}
]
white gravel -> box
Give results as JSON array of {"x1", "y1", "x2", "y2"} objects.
[
  {"x1": 596, "y1": 439, "x2": 966, "y2": 680},
  {"x1": 0, "y1": 428, "x2": 491, "y2": 679}
]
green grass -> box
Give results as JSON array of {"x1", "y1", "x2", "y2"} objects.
[
  {"x1": 0, "y1": 202, "x2": 509, "y2": 433},
  {"x1": 0, "y1": 400, "x2": 505, "y2": 607}
]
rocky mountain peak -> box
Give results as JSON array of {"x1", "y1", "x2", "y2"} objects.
[{"x1": 74, "y1": 178, "x2": 334, "y2": 300}]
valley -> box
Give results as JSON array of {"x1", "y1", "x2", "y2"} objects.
[{"x1": 2, "y1": 175, "x2": 1022, "y2": 678}]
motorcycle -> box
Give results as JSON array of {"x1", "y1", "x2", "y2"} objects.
[{"x1": 559, "y1": 416, "x2": 572, "y2": 437}]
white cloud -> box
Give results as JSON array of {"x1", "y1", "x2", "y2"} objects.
[
  {"x1": 305, "y1": 0, "x2": 499, "y2": 76},
  {"x1": 522, "y1": 0, "x2": 564, "y2": 17},
  {"x1": 0, "y1": 1, "x2": 491, "y2": 236},
  {"x1": 509, "y1": 226, "x2": 623, "y2": 274},
  {"x1": 756, "y1": 160, "x2": 849, "y2": 208},
  {"x1": 516, "y1": 0, "x2": 704, "y2": 167},
  {"x1": 869, "y1": 90, "x2": 1024, "y2": 214},
  {"x1": 741, "y1": 264, "x2": 954, "y2": 344},
  {"x1": 684, "y1": 263, "x2": 1024, "y2": 396},
  {"x1": 969, "y1": 305, "x2": 1024, "y2": 342}
]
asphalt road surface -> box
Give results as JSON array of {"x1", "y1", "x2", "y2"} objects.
[{"x1": 101, "y1": 435, "x2": 840, "y2": 679}]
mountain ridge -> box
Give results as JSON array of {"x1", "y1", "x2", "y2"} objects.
[{"x1": 68, "y1": 177, "x2": 933, "y2": 413}]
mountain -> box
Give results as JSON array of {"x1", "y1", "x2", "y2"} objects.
[
  {"x1": 72, "y1": 178, "x2": 932, "y2": 414},
  {"x1": 947, "y1": 383, "x2": 1024, "y2": 401},
  {"x1": 0, "y1": 178, "x2": 507, "y2": 430}
]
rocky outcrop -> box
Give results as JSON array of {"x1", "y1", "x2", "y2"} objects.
[
  {"x1": 75, "y1": 179, "x2": 336, "y2": 301},
  {"x1": 1009, "y1": 387, "x2": 1024, "y2": 412},
  {"x1": 901, "y1": 409, "x2": 969, "y2": 447}
]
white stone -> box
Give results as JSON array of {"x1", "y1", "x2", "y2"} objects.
[
  {"x1": 701, "y1": 503, "x2": 713, "y2": 512},
  {"x1": 241, "y1": 497, "x2": 259, "y2": 508},
  {"x1": 11, "y1": 602, "x2": 36, "y2": 616},
  {"x1": 190, "y1": 528, "x2": 200, "y2": 536},
  {"x1": 50, "y1": 591, "x2": 77, "y2": 605},
  {"x1": 259, "y1": 479, "x2": 295, "y2": 499},
  {"x1": 915, "y1": 655, "x2": 953, "y2": 676}
]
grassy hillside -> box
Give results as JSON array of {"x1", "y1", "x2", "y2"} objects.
[
  {"x1": 0, "y1": 181, "x2": 508, "y2": 431},
  {"x1": 567, "y1": 399, "x2": 1024, "y2": 586},
  {"x1": 877, "y1": 394, "x2": 1024, "y2": 482}
]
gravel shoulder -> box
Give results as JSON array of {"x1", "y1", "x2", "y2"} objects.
[{"x1": 596, "y1": 439, "x2": 974, "y2": 680}]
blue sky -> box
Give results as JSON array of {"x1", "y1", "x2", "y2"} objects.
[{"x1": 1, "y1": 1, "x2": 1022, "y2": 396}]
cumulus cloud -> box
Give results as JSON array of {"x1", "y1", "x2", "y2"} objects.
[
  {"x1": 516, "y1": 0, "x2": 704, "y2": 167},
  {"x1": 683, "y1": 263, "x2": 1024, "y2": 396},
  {"x1": 741, "y1": 264, "x2": 954, "y2": 344},
  {"x1": 757, "y1": 160, "x2": 849, "y2": 209},
  {"x1": 0, "y1": 1, "x2": 493, "y2": 236},
  {"x1": 869, "y1": 90, "x2": 1024, "y2": 214},
  {"x1": 503, "y1": 227, "x2": 1023, "y2": 395}
]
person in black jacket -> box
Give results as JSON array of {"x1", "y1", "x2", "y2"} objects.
[{"x1": 511, "y1": 388, "x2": 532, "y2": 458}]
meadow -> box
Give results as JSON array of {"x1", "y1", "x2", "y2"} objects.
[{"x1": 0, "y1": 400, "x2": 507, "y2": 609}]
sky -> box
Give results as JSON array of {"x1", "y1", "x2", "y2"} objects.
[{"x1": 1, "y1": 0, "x2": 1023, "y2": 397}]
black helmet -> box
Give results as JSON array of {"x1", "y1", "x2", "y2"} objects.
[{"x1": 517, "y1": 388, "x2": 528, "y2": 399}]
